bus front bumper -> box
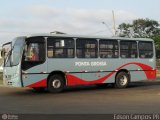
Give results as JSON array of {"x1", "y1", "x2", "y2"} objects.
[{"x1": 3, "y1": 76, "x2": 22, "y2": 87}]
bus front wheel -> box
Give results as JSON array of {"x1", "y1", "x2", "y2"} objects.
[
  {"x1": 47, "y1": 74, "x2": 65, "y2": 93},
  {"x1": 115, "y1": 72, "x2": 129, "y2": 88}
]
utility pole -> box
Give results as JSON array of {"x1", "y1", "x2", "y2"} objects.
[{"x1": 112, "y1": 10, "x2": 116, "y2": 36}]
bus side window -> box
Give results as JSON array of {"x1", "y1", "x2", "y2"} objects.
[
  {"x1": 25, "y1": 43, "x2": 38, "y2": 61},
  {"x1": 120, "y1": 41, "x2": 137, "y2": 58},
  {"x1": 24, "y1": 43, "x2": 44, "y2": 62},
  {"x1": 99, "y1": 39, "x2": 119, "y2": 58},
  {"x1": 76, "y1": 39, "x2": 98, "y2": 58},
  {"x1": 47, "y1": 38, "x2": 75, "y2": 58},
  {"x1": 139, "y1": 42, "x2": 153, "y2": 58}
]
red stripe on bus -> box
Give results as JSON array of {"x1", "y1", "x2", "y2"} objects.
[
  {"x1": 26, "y1": 62, "x2": 156, "y2": 88},
  {"x1": 119, "y1": 62, "x2": 156, "y2": 80},
  {"x1": 67, "y1": 71, "x2": 114, "y2": 86},
  {"x1": 26, "y1": 79, "x2": 47, "y2": 88},
  {"x1": 66, "y1": 62, "x2": 156, "y2": 86}
]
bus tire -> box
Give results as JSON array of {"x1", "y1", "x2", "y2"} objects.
[
  {"x1": 115, "y1": 72, "x2": 129, "y2": 88},
  {"x1": 47, "y1": 74, "x2": 65, "y2": 93}
]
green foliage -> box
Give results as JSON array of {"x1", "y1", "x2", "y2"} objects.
[
  {"x1": 118, "y1": 18, "x2": 160, "y2": 38},
  {"x1": 152, "y1": 35, "x2": 160, "y2": 49},
  {"x1": 117, "y1": 18, "x2": 160, "y2": 50},
  {"x1": 118, "y1": 23, "x2": 132, "y2": 37},
  {"x1": 153, "y1": 35, "x2": 160, "y2": 58}
]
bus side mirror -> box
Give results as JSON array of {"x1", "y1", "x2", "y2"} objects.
[{"x1": 1, "y1": 48, "x2": 6, "y2": 58}]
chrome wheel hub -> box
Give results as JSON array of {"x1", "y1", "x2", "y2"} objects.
[
  {"x1": 119, "y1": 75, "x2": 127, "y2": 86},
  {"x1": 52, "y1": 79, "x2": 61, "y2": 88}
]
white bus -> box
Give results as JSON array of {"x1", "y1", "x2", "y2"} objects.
[{"x1": 2, "y1": 34, "x2": 156, "y2": 92}]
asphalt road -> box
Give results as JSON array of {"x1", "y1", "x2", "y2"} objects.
[{"x1": 0, "y1": 79, "x2": 160, "y2": 114}]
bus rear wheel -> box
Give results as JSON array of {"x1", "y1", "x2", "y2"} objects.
[
  {"x1": 47, "y1": 74, "x2": 65, "y2": 93},
  {"x1": 115, "y1": 72, "x2": 129, "y2": 88}
]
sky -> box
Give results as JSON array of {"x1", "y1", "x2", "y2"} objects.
[{"x1": 0, "y1": 0, "x2": 160, "y2": 45}]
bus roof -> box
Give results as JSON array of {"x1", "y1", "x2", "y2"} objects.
[{"x1": 25, "y1": 33, "x2": 154, "y2": 42}]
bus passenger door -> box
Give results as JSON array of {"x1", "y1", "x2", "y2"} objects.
[{"x1": 21, "y1": 37, "x2": 47, "y2": 88}]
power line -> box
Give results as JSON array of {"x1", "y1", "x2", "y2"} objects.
[{"x1": 102, "y1": 22, "x2": 114, "y2": 36}]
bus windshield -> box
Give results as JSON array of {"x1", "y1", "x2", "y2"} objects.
[
  {"x1": 3, "y1": 38, "x2": 25, "y2": 67},
  {"x1": 11, "y1": 39, "x2": 25, "y2": 66},
  {"x1": 2, "y1": 42, "x2": 12, "y2": 67}
]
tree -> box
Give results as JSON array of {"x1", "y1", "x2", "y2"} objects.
[
  {"x1": 152, "y1": 35, "x2": 160, "y2": 49},
  {"x1": 117, "y1": 18, "x2": 160, "y2": 38},
  {"x1": 152, "y1": 35, "x2": 160, "y2": 58},
  {"x1": 118, "y1": 23, "x2": 132, "y2": 37},
  {"x1": 117, "y1": 18, "x2": 160, "y2": 51}
]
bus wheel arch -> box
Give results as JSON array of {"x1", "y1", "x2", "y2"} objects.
[
  {"x1": 115, "y1": 69, "x2": 130, "y2": 88},
  {"x1": 47, "y1": 71, "x2": 66, "y2": 93}
]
